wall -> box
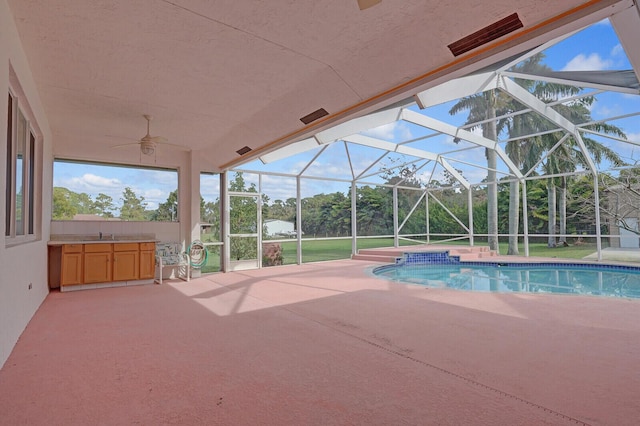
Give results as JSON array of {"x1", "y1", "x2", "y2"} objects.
[
  {"x1": 50, "y1": 220, "x2": 181, "y2": 244},
  {"x1": 0, "y1": 0, "x2": 53, "y2": 368}
]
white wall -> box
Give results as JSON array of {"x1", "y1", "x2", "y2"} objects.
[
  {"x1": 50, "y1": 220, "x2": 181, "y2": 244},
  {"x1": 0, "y1": 0, "x2": 53, "y2": 368}
]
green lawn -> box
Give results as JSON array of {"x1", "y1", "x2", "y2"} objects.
[
  {"x1": 201, "y1": 238, "x2": 600, "y2": 273},
  {"x1": 497, "y1": 242, "x2": 598, "y2": 259},
  {"x1": 278, "y1": 238, "x2": 423, "y2": 264}
]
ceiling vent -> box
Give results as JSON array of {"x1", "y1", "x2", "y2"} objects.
[
  {"x1": 236, "y1": 146, "x2": 252, "y2": 155},
  {"x1": 448, "y1": 13, "x2": 523, "y2": 57},
  {"x1": 300, "y1": 108, "x2": 329, "y2": 125}
]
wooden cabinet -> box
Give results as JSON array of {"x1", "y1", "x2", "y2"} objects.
[
  {"x1": 113, "y1": 243, "x2": 140, "y2": 281},
  {"x1": 54, "y1": 241, "x2": 156, "y2": 289},
  {"x1": 84, "y1": 244, "x2": 112, "y2": 283},
  {"x1": 139, "y1": 242, "x2": 156, "y2": 279},
  {"x1": 61, "y1": 244, "x2": 83, "y2": 286}
]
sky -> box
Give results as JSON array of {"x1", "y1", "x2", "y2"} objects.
[{"x1": 53, "y1": 18, "x2": 640, "y2": 210}]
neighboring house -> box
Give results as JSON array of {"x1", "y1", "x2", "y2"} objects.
[
  {"x1": 73, "y1": 214, "x2": 120, "y2": 221},
  {"x1": 73, "y1": 214, "x2": 107, "y2": 221},
  {"x1": 264, "y1": 219, "x2": 295, "y2": 237},
  {"x1": 603, "y1": 184, "x2": 640, "y2": 248}
]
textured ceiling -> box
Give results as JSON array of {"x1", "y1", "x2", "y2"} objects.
[{"x1": 6, "y1": 0, "x2": 623, "y2": 169}]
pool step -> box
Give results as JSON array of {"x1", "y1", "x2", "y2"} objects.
[{"x1": 352, "y1": 245, "x2": 496, "y2": 263}]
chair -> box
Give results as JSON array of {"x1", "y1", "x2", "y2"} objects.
[{"x1": 155, "y1": 242, "x2": 190, "y2": 284}]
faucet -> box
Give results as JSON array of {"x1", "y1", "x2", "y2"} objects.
[{"x1": 99, "y1": 232, "x2": 103, "y2": 240}]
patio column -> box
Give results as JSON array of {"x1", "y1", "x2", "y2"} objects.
[
  {"x1": 467, "y1": 188, "x2": 474, "y2": 246},
  {"x1": 594, "y1": 173, "x2": 603, "y2": 261},
  {"x1": 393, "y1": 187, "x2": 399, "y2": 247},
  {"x1": 351, "y1": 182, "x2": 357, "y2": 256},
  {"x1": 522, "y1": 179, "x2": 529, "y2": 257},
  {"x1": 221, "y1": 172, "x2": 230, "y2": 272},
  {"x1": 296, "y1": 176, "x2": 302, "y2": 265},
  {"x1": 426, "y1": 190, "x2": 430, "y2": 244}
]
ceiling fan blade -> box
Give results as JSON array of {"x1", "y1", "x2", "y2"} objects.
[
  {"x1": 111, "y1": 142, "x2": 140, "y2": 149},
  {"x1": 148, "y1": 136, "x2": 168, "y2": 143},
  {"x1": 357, "y1": 0, "x2": 381, "y2": 10}
]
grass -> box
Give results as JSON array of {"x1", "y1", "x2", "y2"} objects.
[
  {"x1": 278, "y1": 238, "x2": 423, "y2": 264},
  {"x1": 501, "y1": 242, "x2": 599, "y2": 259},
  {"x1": 201, "y1": 237, "x2": 602, "y2": 273}
]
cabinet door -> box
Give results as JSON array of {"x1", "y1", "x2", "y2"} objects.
[
  {"x1": 61, "y1": 253, "x2": 83, "y2": 286},
  {"x1": 84, "y1": 252, "x2": 112, "y2": 283},
  {"x1": 139, "y1": 249, "x2": 155, "y2": 279},
  {"x1": 113, "y1": 251, "x2": 139, "y2": 281}
]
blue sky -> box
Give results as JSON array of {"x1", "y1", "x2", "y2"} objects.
[{"x1": 54, "y1": 18, "x2": 640, "y2": 209}]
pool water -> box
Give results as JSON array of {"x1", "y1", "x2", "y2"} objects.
[{"x1": 373, "y1": 263, "x2": 640, "y2": 299}]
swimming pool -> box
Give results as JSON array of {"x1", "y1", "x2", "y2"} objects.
[{"x1": 373, "y1": 254, "x2": 640, "y2": 299}]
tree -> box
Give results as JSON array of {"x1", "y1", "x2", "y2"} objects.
[
  {"x1": 152, "y1": 190, "x2": 178, "y2": 221},
  {"x1": 450, "y1": 91, "x2": 510, "y2": 251},
  {"x1": 119, "y1": 187, "x2": 147, "y2": 221},
  {"x1": 52, "y1": 187, "x2": 77, "y2": 220},
  {"x1": 94, "y1": 193, "x2": 116, "y2": 218},
  {"x1": 201, "y1": 196, "x2": 220, "y2": 242}
]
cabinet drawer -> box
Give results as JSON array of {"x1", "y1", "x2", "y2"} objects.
[
  {"x1": 85, "y1": 243, "x2": 112, "y2": 253},
  {"x1": 62, "y1": 244, "x2": 83, "y2": 253},
  {"x1": 114, "y1": 243, "x2": 139, "y2": 252},
  {"x1": 140, "y1": 242, "x2": 155, "y2": 251}
]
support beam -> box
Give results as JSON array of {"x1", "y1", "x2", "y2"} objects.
[
  {"x1": 610, "y1": 4, "x2": 640, "y2": 85},
  {"x1": 468, "y1": 189, "x2": 474, "y2": 246},
  {"x1": 594, "y1": 174, "x2": 603, "y2": 261},
  {"x1": 393, "y1": 187, "x2": 399, "y2": 247},
  {"x1": 499, "y1": 76, "x2": 598, "y2": 173},
  {"x1": 401, "y1": 109, "x2": 524, "y2": 179},
  {"x1": 344, "y1": 133, "x2": 471, "y2": 189},
  {"x1": 296, "y1": 176, "x2": 302, "y2": 265},
  {"x1": 315, "y1": 107, "x2": 403, "y2": 144},
  {"x1": 222, "y1": 172, "x2": 230, "y2": 272},
  {"x1": 522, "y1": 180, "x2": 529, "y2": 257},
  {"x1": 414, "y1": 72, "x2": 498, "y2": 109},
  {"x1": 351, "y1": 182, "x2": 357, "y2": 257}
]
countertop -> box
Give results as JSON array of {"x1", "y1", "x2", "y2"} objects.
[{"x1": 48, "y1": 234, "x2": 157, "y2": 246}]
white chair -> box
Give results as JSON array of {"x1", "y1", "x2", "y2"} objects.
[{"x1": 155, "y1": 242, "x2": 190, "y2": 284}]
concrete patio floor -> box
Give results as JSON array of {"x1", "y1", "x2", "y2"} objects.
[{"x1": 1, "y1": 259, "x2": 639, "y2": 425}]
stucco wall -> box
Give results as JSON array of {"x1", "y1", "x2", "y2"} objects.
[{"x1": 0, "y1": 0, "x2": 53, "y2": 368}]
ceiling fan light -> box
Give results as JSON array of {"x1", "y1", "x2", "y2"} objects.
[{"x1": 140, "y1": 141, "x2": 155, "y2": 156}]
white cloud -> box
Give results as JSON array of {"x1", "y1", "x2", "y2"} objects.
[
  {"x1": 562, "y1": 53, "x2": 612, "y2": 71},
  {"x1": 626, "y1": 132, "x2": 640, "y2": 144},
  {"x1": 363, "y1": 121, "x2": 413, "y2": 141},
  {"x1": 56, "y1": 174, "x2": 123, "y2": 199},
  {"x1": 611, "y1": 43, "x2": 624, "y2": 57}
]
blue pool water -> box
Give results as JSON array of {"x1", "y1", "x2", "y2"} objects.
[{"x1": 373, "y1": 257, "x2": 640, "y2": 299}]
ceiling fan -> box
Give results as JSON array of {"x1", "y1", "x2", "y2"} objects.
[{"x1": 113, "y1": 114, "x2": 189, "y2": 157}]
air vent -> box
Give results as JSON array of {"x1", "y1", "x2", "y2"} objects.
[
  {"x1": 448, "y1": 13, "x2": 523, "y2": 57},
  {"x1": 236, "y1": 146, "x2": 252, "y2": 155},
  {"x1": 300, "y1": 108, "x2": 329, "y2": 125}
]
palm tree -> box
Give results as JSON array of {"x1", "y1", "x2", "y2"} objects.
[
  {"x1": 449, "y1": 91, "x2": 510, "y2": 252},
  {"x1": 502, "y1": 54, "x2": 587, "y2": 254},
  {"x1": 451, "y1": 53, "x2": 627, "y2": 252},
  {"x1": 538, "y1": 108, "x2": 626, "y2": 246}
]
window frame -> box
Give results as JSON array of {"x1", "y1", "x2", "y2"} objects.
[
  {"x1": 5, "y1": 88, "x2": 40, "y2": 246},
  {"x1": 52, "y1": 159, "x2": 180, "y2": 222}
]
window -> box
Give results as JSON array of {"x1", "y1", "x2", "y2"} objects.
[
  {"x1": 52, "y1": 160, "x2": 178, "y2": 222},
  {"x1": 5, "y1": 89, "x2": 39, "y2": 243}
]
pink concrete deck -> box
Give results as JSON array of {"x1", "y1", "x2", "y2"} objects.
[{"x1": 1, "y1": 259, "x2": 640, "y2": 425}]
